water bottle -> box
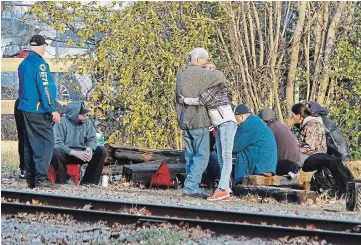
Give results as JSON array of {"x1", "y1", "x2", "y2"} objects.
[
  {"x1": 85, "y1": 147, "x2": 92, "y2": 155},
  {"x1": 96, "y1": 131, "x2": 105, "y2": 146},
  {"x1": 85, "y1": 147, "x2": 92, "y2": 163},
  {"x1": 92, "y1": 120, "x2": 105, "y2": 146}
]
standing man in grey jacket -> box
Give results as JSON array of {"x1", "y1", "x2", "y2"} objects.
[
  {"x1": 51, "y1": 101, "x2": 106, "y2": 185},
  {"x1": 176, "y1": 48, "x2": 225, "y2": 199}
]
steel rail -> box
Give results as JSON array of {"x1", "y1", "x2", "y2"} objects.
[
  {"x1": 2, "y1": 189, "x2": 360, "y2": 233},
  {"x1": 2, "y1": 202, "x2": 361, "y2": 245}
]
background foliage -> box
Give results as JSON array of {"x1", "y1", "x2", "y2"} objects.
[{"x1": 29, "y1": 1, "x2": 361, "y2": 158}]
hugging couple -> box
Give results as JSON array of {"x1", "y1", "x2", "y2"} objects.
[{"x1": 176, "y1": 47, "x2": 236, "y2": 201}]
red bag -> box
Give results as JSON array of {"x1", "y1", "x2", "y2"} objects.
[
  {"x1": 211, "y1": 128, "x2": 216, "y2": 137},
  {"x1": 149, "y1": 162, "x2": 175, "y2": 189}
]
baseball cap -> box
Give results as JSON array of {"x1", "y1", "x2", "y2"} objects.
[
  {"x1": 258, "y1": 108, "x2": 276, "y2": 121},
  {"x1": 29, "y1": 35, "x2": 48, "y2": 46},
  {"x1": 234, "y1": 104, "x2": 250, "y2": 115},
  {"x1": 189, "y1": 47, "x2": 209, "y2": 59},
  {"x1": 79, "y1": 104, "x2": 90, "y2": 115}
]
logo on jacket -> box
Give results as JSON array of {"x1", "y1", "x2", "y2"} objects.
[{"x1": 39, "y1": 64, "x2": 48, "y2": 84}]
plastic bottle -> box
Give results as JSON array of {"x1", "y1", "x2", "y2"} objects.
[{"x1": 96, "y1": 131, "x2": 105, "y2": 146}]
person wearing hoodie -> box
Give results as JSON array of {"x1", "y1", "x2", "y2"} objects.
[
  {"x1": 258, "y1": 108, "x2": 301, "y2": 175},
  {"x1": 291, "y1": 103, "x2": 327, "y2": 166},
  {"x1": 307, "y1": 101, "x2": 351, "y2": 160},
  {"x1": 52, "y1": 101, "x2": 106, "y2": 185}
]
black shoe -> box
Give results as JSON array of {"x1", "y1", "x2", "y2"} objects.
[
  {"x1": 27, "y1": 179, "x2": 35, "y2": 189},
  {"x1": 214, "y1": 179, "x2": 220, "y2": 189},
  {"x1": 183, "y1": 192, "x2": 209, "y2": 199},
  {"x1": 35, "y1": 180, "x2": 58, "y2": 188}
]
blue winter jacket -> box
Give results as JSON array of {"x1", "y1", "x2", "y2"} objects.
[
  {"x1": 17, "y1": 51, "x2": 57, "y2": 113},
  {"x1": 233, "y1": 115, "x2": 277, "y2": 184}
]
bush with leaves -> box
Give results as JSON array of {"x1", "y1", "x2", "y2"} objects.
[
  {"x1": 30, "y1": 1, "x2": 360, "y2": 158},
  {"x1": 31, "y1": 1, "x2": 218, "y2": 149},
  {"x1": 328, "y1": 7, "x2": 361, "y2": 159}
]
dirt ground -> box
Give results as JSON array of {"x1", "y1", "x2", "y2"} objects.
[{"x1": 2, "y1": 141, "x2": 361, "y2": 222}]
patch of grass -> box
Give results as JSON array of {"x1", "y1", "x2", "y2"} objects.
[
  {"x1": 1, "y1": 115, "x2": 18, "y2": 141},
  {"x1": 1, "y1": 142, "x2": 20, "y2": 177},
  {"x1": 112, "y1": 228, "x2": 189, "y2": 245}
]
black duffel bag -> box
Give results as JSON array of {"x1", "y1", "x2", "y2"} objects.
[{"x1": 310, "y1": 167, "x2": 338, "y2": 198}]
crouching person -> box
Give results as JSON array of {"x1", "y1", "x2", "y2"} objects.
[
  {"x1": 52, "y1": 101, "x2": 105, "y2": 185},
  {"x1": 233, "y1": 105, "x2": 277, "y2": 185}
]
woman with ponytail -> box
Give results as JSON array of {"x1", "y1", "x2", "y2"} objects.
[{"x1": 291, "y1": 103, "x2": 327, "y2": 165}]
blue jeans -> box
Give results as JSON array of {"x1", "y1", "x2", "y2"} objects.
[
  {"x1": 216, "y1": 121, "x2": 237, "y2": 191},
  {"x1": 183, "y1": 127, "x2": 210, "y2": 194}
]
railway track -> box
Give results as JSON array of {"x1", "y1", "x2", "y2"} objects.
[{"x1": 2, "y1": 189, "x2": 361, "y2": 244}]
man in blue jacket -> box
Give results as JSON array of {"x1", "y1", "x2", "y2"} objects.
[{"x1": 17, "y1": 35, "x2": 60, "y2": 188}]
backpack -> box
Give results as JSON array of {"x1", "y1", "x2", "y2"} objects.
[
  {"x1": 323, "y1": 127, "x2": 343, "y2": 158},
  {"x1": 149, "y1": 162, "x2": 175, "y2": 189},
  {"x1": 310, "y1": 167, "x2": 338, "y2": 197}
]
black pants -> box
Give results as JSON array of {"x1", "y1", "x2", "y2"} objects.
[
  {"x1": 206, "y1": 151, "x2": 220, "y2": 183},
  {"x1": 14, "y1": 99, "x2": 25, "y2": 171},
  {"x1": 22, "y1": 111, "x2": 54, "y2": 182},
  {"x1": 51, "y1": 147, "x2": 106, "y2": 185},
  {"x1": 276, "y1": 160, "x2": 301, "y2": 175},
  {"x1": 303, "y1": 153, "x2": 354, "y2": 198}
]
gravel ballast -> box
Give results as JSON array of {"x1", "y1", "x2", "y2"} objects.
[
  {"x1": 2, "y1": 213, "x2": 330, "y2": 245},
  {"x1": 2, "y1": 179, "x2": 361, "y2": 221}
]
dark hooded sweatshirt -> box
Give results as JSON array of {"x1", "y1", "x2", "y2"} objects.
[
  {"x1": 267, "y1": 120, "x2": 301, "y2": 165},
  {"x1": 309, "y1": 102, "x2": 351, "y2": 160},
  {"x1": 54, "y1": 101, "x2": 97, "y2": 155}
]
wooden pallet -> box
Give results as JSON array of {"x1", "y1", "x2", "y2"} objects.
[
  {"x1": 234, "y1": 185, "x2": 317, "y2": 204},
  {"x1": 241, "y1": 170, "x2": 316, "y2": 190}
]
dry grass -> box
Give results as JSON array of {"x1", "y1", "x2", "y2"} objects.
[
  {"x1": 1, "y1": 141, "x2": 20, "y2": 176},
  {"x1": 345, "y1": 161, "x2": 361, "y2": 178}
]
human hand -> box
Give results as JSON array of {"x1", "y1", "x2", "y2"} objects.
[
  {"x1": 70, "y1": 150, "x2": 89, "y2": 162},
  {"x1": 52, "y1": 111, "x2": 61, "y2": 123},
  {"x1": 178, "y1": 94, "x2": 185, "y2": 104},
  {"x1": 202, "y1": 61, "x2": 216, "y2": 70}
]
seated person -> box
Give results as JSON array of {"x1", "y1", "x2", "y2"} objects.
[
  {"x1": 258, "y1": 108, "x2": 301, "y2": 175},
  {"x1": 233, "y1": 104, "x2": 277, "y2": 185},
  {"x1": 206, "y1": 127, "x2": 220, "y2": 188},
  {"x1": 307, "y1": 101, "x2": 351, "y2": 160},
  {"x1": 291, "y1": 103, "x2": 327, "y2": 166},
  {"x1": 207, "y1": 151, "x2": 220, "y2": 188},
  {"x1": 52, "y1": 101, "x2": 106, "y2": 185}
]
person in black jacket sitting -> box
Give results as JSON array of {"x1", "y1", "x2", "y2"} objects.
[{"x1": 307, "y1": 101, "x2": 351, "y2": 160}]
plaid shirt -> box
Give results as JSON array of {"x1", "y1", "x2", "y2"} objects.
[{"x1": 199, "y1": 83, "x2": 230, "y2": 109}]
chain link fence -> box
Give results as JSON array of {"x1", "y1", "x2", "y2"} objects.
[{"x1": 1, "y1": 70, "x2": 94, "y2": 140}]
